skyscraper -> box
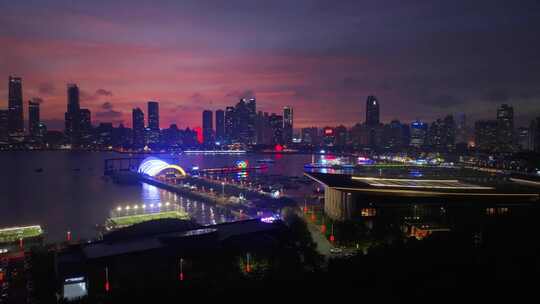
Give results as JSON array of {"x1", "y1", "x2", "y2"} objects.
[
  {"x1": 79, "y1": 108, "x2": 92, "y2": 143},
  {"x1": 283, "y1": 106, "x2": 293, "y2": 144},
  {"x1": 65, "y1": 83, "x2": 81, "y2": 144},
  {"x1": 224, "y1": 106, "x2": 235, "y2": 143},
  {"x1": 365, "y1": 95, "x2": 380, "y2": 126},
  {"x1": 132, "y1": 108, "x2": 145, "y2": 147},
  {"x1": 147, "y1": 101, "x2": 160, "y2": 145},
  {"x1": 247, "y1": 98, "x2": 257, "y2": 144},
  {"x1": 202, "y1": 110, "x2": 214, "y2": 145},
  {"x1": 28, "y1": 99, "x2": 40, "y2": 138},
  {"x1": 496, "y1": 104, "x2": 514, "y2": 151},
  {"x1": 8, "y1": 76, "x2": 24, "y2": 137},
  {"x1": 475, "y1": 120, "x2": 498, "y2": 151},
  {"x1": 215, "y1": 109, "x2": 224, "y2": 143},
  {"x1": 410, "y1": 121, "x2": 428, "y2": 148},
  {"x1": 0, "y1": 110, "x2": 8, "y2": 142},
  {"x1": 269, "y1": 113, "x2": 283, "y2": 145},
  {"x1": 529, "y1": 117, "x2": 540, "y2": 153},
  {"x1": 147, "y1": 101, "x2": 159, "y2": 130}
]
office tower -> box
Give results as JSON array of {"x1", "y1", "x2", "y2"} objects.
[
  {"x1": 79, "y1": 108, "x2": 92, "y2": 143},
  {"x1": 202, "y1": 110, "x2": 214, "y2": 145},
  {"x1": 410, "y1": 121, "x2": 428, "y2": 148},
  {"x1": 334, "y1": 125, "x2": 347, "y2": 147},
  {"x1": 496, "y1": 104, "x2": 514, "y2": 151},
  {"x1": 28, "y1": 99, "x2": 40, "y2": 138},
  {"x1": 8, "y1": 76, "x2": 24, "y2": 137},
  {"x1": 517, "y1": 127, "x2": 530, "y2": 151},
  {"x1": 530, "y1": 117, "x2": 540, "y2": 153},
  {"x1": 475, "y1": 120, "x2": 498, "y2": 151},
  {"x1": 301, "y1": 127, "x2": 319, "y2": 145},
  {"x1": 365, "y1": 95, "x2": 380, "y2": 126},
  {"x1": 455, "y1": 113, "x2": 467, "y2": 144},
  {"x1": 224, "y1": 106, "x2": 235, "y2": 143},
  {"x1": 65, "y1": 83, "x2": 81, "y2": 144},
  {"x1": 283, "y1": 106, "x2": 293, "y2": 144},
  {"x1": 427, "y1": 115, "x2": 455, "y2": 151},
  {"x1": 146, "y1": 101, "x2": 160, "y2": 145},
  {"x1": 269, "y1": 113, "x2": 283, "y2": 144},
  {"x1": 382, "y1": 120, "x2": 405, "y2": 150},
  {"x1": 321, "y1": 127, "x2": 335, "y2": 146},
  {"x1": 0, "y1": 110, "x2": 8, "y2": 142},
  {"x1": 247, "y1": 98, "x2": 257, "y2": 144},
  {"x1": 215, "y1": 109, "x2": 224, "y2": 143},
  {"x1": 132, "y1": 108, "x2": 145, "y2": 147},
  {"x1": 147, "y1": 101, "x2": 159, "y2": 130}
]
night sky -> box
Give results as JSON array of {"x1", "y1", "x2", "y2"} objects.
[{"x1": 1, "y1": 0, "x2": 539, "y2": 129}]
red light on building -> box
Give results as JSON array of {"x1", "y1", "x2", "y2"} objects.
[
  {"x1": 321, "y1": 224, "x2": 326, "y2": 233},
  {"x1": 179, "y1": 272, "x2": 184, "y2": 281},
  {"x1": 105, "y1": 281, "x2": 110, "y2": 292},
  {"x1": 194, "y1": 126, "x2": 203, "y2": 144},
  {"x1": 274, "y1": 144, "x2": 284, "y2": 152},
  {"x1": 329, "y1": 235, "x2": 335, "y2": 242},
  {"x1": 324, "y1": 128, "x2": 334, "y2": 135},
  {"x1": 66, "y1": 231, "x2": 71, "y2": 242},
  {"x1": 310, "y1": 213, "x2": 316, "y2": 221}
]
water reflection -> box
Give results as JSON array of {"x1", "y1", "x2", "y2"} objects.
[{"x1": 141, "y1": 183, "x2": 234, "y2": 226}]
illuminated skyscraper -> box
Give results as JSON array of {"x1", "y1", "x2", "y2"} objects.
[
  {"x1": 475, "y1": 120, "x2": 498, "y2": 151},
  {"x1": 28, "y1": 99, "x2": 40, "y2": 138},
  {"x1": 202, "y1": 110, "x2": 214, "y2": 145},
  {"x1": 283, "y1": 106, "x2": 293, "y2": 144},
  {"x1": 132, "y1": 108, "x2": 145, "y2": 147},
  {"x1": 224, "y1": 106, "x2": 234, "y2": 143},
  {"x1": 496, "y1": 104, "x2": 514, "y2": 151},
  {"x1": 148, "y1": 101, "x2": 159, "y2": 130},
  {"x1": 410, "y1": 121, "x2": 428, "y2": 148},
  {"x1": 215, "y1": 109, "x2": 224, "y2": 143},
  {"x1": 365, "y1": 95, "x2": 380, "y2": 126},
  {"x1": 269, "y1": 113, "x2": 283, "y2": 144},
  {"x1": 8, "y1": 76, "x2": 24, "y2": 137},
  {"x1": 65, "y1": 83, "x2": 81, "y2": 144}
]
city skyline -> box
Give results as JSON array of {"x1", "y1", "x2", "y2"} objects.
[{"x1": 1, "y1": 1, "x2": 540, "y2": 129}]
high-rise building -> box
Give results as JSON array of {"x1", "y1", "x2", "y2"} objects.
[
  {"x1": 365, "y1": 95, "x2": 380, "y2": 126},
  {"x1": 28, "y1": 99, "x2": 40, "y2": 138},
  {"x1": 530, "y1": 117, "x2": 540, "y2": 153},
  {"x1": 410, "y1": 121, "x2": 428, "y2": 148},
  {"x1": 224, "y1": 106, "x2": 235, "y2": 143},
  {"x1": 475, "y1": 120, "x2": 498, "y2": 151},
  {"x1": 382, "y1": 120, "x2": 405, "y2": 150},
  {"x1": 454, "y1": 113, "x2": 468, "y2": 144},
  {"x1": 79, "y1": 108, "x2": 92, "y2": 143},
  {"x1": 283, "y1": 106, "x2": 293, "y2": 144},
  {"x1": 496, "y1": 104, "x2": 514, "y2": 151},
  {"x1": 0, "y1": 110, "x2": 8, "y2": 142},
  {"x1": 202, "y1": 110, "x2": 214, "y2": 145},
  {"x1": 269, "y1": 113, "x2": 283, "y2": 145},
  {"x1": 301, "y1": 127, "x2": 319, "y2": 145},
  {"x1": 427, "y1": 115, "x2": 455, "y2": 151},
  {"x1": 147, "y1": 101, "x2": 160, "y2": 144},
  {"x1": 147, "y1": 101, "x2": 159, "y2": 130},
  {"x1": 132, "y1": 108, "x2": 145, "y2": 147},
  {"x1": 246, "y1": 98, "x2": 257, "y2": 144},
  {"x1": 517, "y1": 127, "x2": 530, "y2": 151},
  {"x1": 334, "y1": 125, "x2": 348, "y2": 147},
  {"x1": 215, "y1": 109, "x2": 224, "y2": 143},
  {"x1": 8, "y1": 76, "x2": 24, "y2": 137},
  {"x1": 65, "y1": 83, "x2": 81, "y2": 144}
]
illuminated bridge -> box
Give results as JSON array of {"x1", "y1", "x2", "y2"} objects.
[{"x1": 305, "y1": 172, "x2": 540, "y2": 221}]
